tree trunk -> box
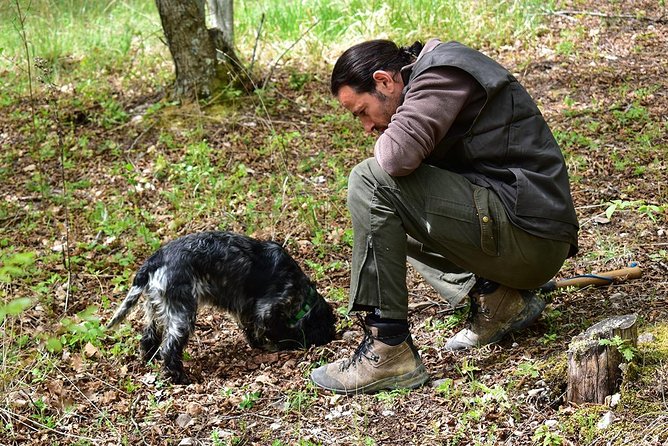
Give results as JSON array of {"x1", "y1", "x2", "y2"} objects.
[
  {"x1": 566, "y1": 314, "x2": 638, "y2": 404},
  {"x1": 155, "y1": 0, "x2": 222, "y2": 101},
  {"x1": 206, "y1": 0, "x2": 242, "y2": 71},
  {"x1": 209, "y1": 0, "x2": 234, "y2": 49}
]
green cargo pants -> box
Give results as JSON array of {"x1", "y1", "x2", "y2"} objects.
[{"x1": 347, "y1": 158, "x2": 571, "y2": 320}]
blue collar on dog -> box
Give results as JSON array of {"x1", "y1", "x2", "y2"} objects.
[{"x1": 289, "y1": 287, "x2": 318, "y2": 325}]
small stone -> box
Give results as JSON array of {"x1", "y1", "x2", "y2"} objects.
[
  {"x1": 638, "y1": 332, "x2": 655, "y2": 345},
  {"x1": 178, "y1": 438, "x2": 194, "y2": 446},
  {"x1": 176, "y1": 413, "x2": 192, "y2": 428},
  {"x1": 430, "y1": 378, "x2": 450, "y2": 388},
  {"x1": 527, "y1": 388, "x2": 545, "y2": 397},
  {"x1": 544, "y1": 419, "x2": 558, "y2": 428},
  {"x1": 609, "y1": 393, "x2": 621, "y2": 408},
  {"x1": 597, "y1": 411, "x2": 615, "y2": 429},
  {"x1": 186, "y1": 402, "x2": 203, "y2": 416}
]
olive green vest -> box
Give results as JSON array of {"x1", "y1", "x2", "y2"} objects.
[{"x1": 408, "y1": 41, "x2": 578, "y2": 255}]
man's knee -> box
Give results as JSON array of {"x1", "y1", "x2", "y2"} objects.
[
  {"x1": 348, "y1": 158, "x2": 393, "y2": 195},
  {"x1": 348, "y1": 158, "x2": 378, "y2": 206}
]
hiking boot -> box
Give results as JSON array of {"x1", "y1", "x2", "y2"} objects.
[
  {"x1": 444, "y1": 280, "x2": 545, "y2": 351},
  {"x1": 310, "y1": 316, "x2": 429, "y2": 395}
]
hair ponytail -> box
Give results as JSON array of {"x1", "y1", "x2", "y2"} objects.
[
  {"x1": 331, "y1": 39, "x2": 424, "y2": 96},
  {"x1": 401, "y1": 41, "x2": 424, "y2": 59}
]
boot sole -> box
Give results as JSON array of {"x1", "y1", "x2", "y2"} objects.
[{"x1": 313, "y1": 365, "x2": 430, "y2": 396}]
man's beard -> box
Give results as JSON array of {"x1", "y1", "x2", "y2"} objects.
[{"x1": 371, "y1": 90, "x2": 400, "y2": 133}]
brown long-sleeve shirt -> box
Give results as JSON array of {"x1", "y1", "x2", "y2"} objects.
[{"x1": 373, "y1": 39, "x2": 486, "y2": 176}]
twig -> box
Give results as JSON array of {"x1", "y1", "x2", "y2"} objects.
[
  {"x1": 129, "y1": 394, "x2": 150, "y2": 446},
  {"x1": 102, "y1": 0, "x2": 120, "y2": 14},
  {"x1": 12, "y1": 1, "x2": 35, "y2": 132},
  {"x1": 50, "y1": 359, "x2": 122, "y2": 441},
  {"x1": 55, "y1": 111, "x2": 73, "y2": 314},
  {"x1": 248, "y1": 13, "x2": 265, "y2": 76},
  {"x1": 128, "y1": 121, "x2": 156, "y2": 151},
  {"x1": 408, "y1": 301, "x2": 438, "y2": 312},
  {"x1": 262, "y1": 19, "x2": 320, "y2": 89}
]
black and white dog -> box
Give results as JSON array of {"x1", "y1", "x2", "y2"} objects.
[{"x1": 107, "y1": 231, "x2": 336, "y2": 384}]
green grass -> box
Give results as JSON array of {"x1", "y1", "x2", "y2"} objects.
[
  {"x1": 236, "y1": 0, "x2": 554, "y2": 52},
  {"x1": 0, "y1": 0, "x2": 164, "y2": 93},
  {"x1": 1, "y1": 0, "x2": 554, "y2": 87}
]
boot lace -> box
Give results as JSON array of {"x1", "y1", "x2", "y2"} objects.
[{"x1": 339, "y1": 314, "x2": 379, "y2": 371}]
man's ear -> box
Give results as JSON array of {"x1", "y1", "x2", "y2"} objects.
[{"x1": 372, "y1": 70, "x2": 399, "y2": 95}]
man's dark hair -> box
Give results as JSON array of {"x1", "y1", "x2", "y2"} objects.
[{"x1": 330, "y1": 39, "x2": 424, "y2": 96}]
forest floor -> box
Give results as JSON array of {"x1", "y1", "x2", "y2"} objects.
[{"x1": 1, "y1": 1, "x2": 667, "y2": 445}]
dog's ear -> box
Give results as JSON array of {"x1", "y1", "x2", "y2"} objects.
[
  {"x1": 281, "y1": 291, "x2": 337, "y2": 348},
  {"x1": 250, "y1": 289, "x2": 306, "y2": 350},
  {"x1": 246, "y1": 298, "x2": 290, "y2": 350},
  {"x1": 301, "y1": 297, "x2": 337, "y2": 346}
]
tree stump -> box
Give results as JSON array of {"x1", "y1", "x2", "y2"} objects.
[{"x1": 566, "y1": 314, "x2": 638, "y2": 404}]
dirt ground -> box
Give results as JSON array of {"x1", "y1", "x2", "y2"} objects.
[{"x1": 1, "y1": 0, "x2": 667, "y2": 445}]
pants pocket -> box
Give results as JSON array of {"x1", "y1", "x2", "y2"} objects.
[{"x1": 424, "y1": 187, "x2": 500, "y2": 257}]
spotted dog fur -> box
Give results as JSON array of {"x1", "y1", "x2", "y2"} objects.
[{"x1": 107, "y1": 231, "x2": 336, "y2": 384}]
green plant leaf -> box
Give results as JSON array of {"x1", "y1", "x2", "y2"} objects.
[
  {"x1": 604, "y1": 203, "x2": 617, "y2": 220},
  {"x1": 46, "y1": 337, "x2": 63, "y2": 353},
  {"x1": 2, "y1": 297, "x2": 32, "y2": 316}
]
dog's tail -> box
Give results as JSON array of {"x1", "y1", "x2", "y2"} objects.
[{"x1": 106, "y1": 264, "x2": 152, "y2": 329}]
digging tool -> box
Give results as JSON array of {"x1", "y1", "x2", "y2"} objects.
[
  {"x1": 410, "y1": 265, "x2": 643, "y2": 312},
  {"x1": 539, "y1": 265, "x2": 642, "y2": 292}
]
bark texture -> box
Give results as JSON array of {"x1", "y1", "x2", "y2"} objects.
[
  {"x1": 567, "y1": 314, "x2": 638, "y2": 404},
  {"x1": 156, "y1": 0, "x2": 220, "y2": 101}
]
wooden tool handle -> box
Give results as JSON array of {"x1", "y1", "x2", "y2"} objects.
[{"x1": 553, "y1": 266, "x2": 642, "y2": 289}]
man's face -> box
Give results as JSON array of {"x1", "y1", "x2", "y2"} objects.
[{"x1": 336, "y1": 71, "x2": 403, "y2": 135}]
